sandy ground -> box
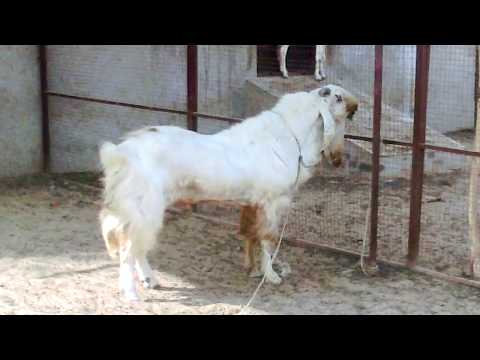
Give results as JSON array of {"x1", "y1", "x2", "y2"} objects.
[{"x1": 0, "y1": 174, "x2": 479, "y2": 315}]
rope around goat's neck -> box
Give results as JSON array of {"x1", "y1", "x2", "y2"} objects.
[{"x1": 269, "y1": 110, "x2": 326, "y2": 189}]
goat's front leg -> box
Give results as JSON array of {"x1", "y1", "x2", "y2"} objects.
[
  {"x1": 279, "y1": 45, "x2": 290, "y2": 79},
  {"x1": 315, "y1": 45, "x2": 327, "y2": 81},
  {"x1": 261, "y1": 237, "x2": 282, "y2": 284},
  {"x1": 245, "y1": 237, "x2": 263, "y2": 278},
  {"x1": 239, "y1": 206, "x2": 262, "y2": 277}
]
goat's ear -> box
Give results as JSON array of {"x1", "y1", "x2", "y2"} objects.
[
  {"x1": 319, "y1": 103, "x2": 336, "y2": 148},
  {"x1": 319, "y1": 87, "x2": 331, "y2": 97}
]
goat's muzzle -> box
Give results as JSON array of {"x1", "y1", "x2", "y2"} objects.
[{"x1": 330, "y1": 151, "x2": 344, "y2": 168}]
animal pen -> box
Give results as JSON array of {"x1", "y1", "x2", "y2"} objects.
[{"x1": 36, "y1": 45, "x2": 480, "y2": 289}]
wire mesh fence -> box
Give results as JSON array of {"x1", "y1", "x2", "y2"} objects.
[{"x1": 39, "y1": 44, "x2": 480, "y2": 287}]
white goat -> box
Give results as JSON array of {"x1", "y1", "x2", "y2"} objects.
[
  {"x1": 99, "y1": 84, "x2": 358, "y2": 301},
  {"x1": 278, "y1": 45, "x2": 328, "y2": 81}
]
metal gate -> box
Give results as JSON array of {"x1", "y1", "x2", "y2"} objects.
[{"x1": 38, "y1": 45, "x2": 480, "y2": 288}]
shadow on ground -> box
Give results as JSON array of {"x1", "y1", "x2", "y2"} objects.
[{"x1": 0, "y1": 174, "x2": 479, "y2": 315}]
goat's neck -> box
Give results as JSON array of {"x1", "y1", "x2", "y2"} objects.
[
  {"x1": 280, "y1": 115, "x2": 324, "y2": 185},
  {"x1": 285, "y1": 116, "x2": 318, "y2": 148}
]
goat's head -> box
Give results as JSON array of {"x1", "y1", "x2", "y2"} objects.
[
  {"x1": 314, "y1": 85, "x2": 359, "y2": 168},
  {"x1": 317, "y1": 84, "x2": 359, "y2": 122}
]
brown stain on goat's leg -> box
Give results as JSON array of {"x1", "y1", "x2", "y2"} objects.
[{"x1": 239, "y1": 206, "x2": 259, "y2": 273}]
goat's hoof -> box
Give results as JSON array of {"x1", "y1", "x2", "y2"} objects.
[
  {"x1": 315, "y1": 75, "x2": 326, "y2": 81},
  {"x1": 141, "y1": 277, "x2": 160, "y2": 290},
  {"x1": 281, "y1": 73, "x2": 289, "y2": 79},
  {"x1": 265, "y1": 272, "x2": 282, "y2": 285}
]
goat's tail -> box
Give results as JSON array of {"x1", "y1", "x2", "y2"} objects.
[
  {"x1": 99, "y1": 142, "x2": 164, "y2": 258},
  {"x1": 99, "y1": 142, "x2": 126, "y2": 175}
]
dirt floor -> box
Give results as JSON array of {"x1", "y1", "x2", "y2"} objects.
[{"x1": 0, "y1": 174, "x2": 479, "y2": 315}]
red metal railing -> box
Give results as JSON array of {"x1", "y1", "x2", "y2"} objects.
[{"x1": 38, "y1": 45, "x2": 480, "y2": 288}]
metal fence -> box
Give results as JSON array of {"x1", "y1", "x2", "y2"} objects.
[{"x1": 38, "y1": 45, "x2": 480, "y2": 288}]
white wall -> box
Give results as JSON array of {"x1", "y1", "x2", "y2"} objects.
[
  {"x1": 47, "y1": 45, "x2": 257, "y2": 172},
  {"x1": 0, "y1": 46, "x2": 43, "y2": 178},
  {"x1": 325, "y1": 45, "x2": 475, "y2": 134}
]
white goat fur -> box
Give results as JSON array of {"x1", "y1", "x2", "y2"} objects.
[
  {"x1": 99, "y1": 85, "x2": 358, "y2": 301},
  {"x1": 278, "y1": 45, "x2": 327, "y2": 81}
]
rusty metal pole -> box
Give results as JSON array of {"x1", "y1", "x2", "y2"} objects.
[
  {"x1": 407, "y1": 45, "x2": 431, "y2": 268},
  {"x1": 475, "y1": 46, "x2": 479, "y2": 130},
  {"x1": 469, "y1": 45, "x2": 480, "y2": 279},
  {"x1": 367, "y1": 45, "x2": 384, "y2": 269},
  {"x1": 187, "y1": 45, "x2": 199, "y2": 213},
  {"x1": 187, "y1": 45, "x2": 198, "y2": 132},
  {"x1": 39, "y1": 45, "x2": 50, "y2": 172}
]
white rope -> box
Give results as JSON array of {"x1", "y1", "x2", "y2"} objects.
[
  {"x1": 237, "y1": 108, "x2": 355, "y2": 314},
  {"x1": 237, "y1": 188, "x2": 374, "y2": 315},
  {"x1": 237, "y1": 210, "x2": 290, "y2": 315},
  {"x1": 360, "y1": 194, "x2": 372, "y2": 276}
]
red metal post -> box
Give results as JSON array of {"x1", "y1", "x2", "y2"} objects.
[
  {"x1": 407, "y1": 45, "x2": 431, "y2": 268},
  {"x1": 39, "y1": 45, "x2": 50, "y2": 172},
  {"x1": 474, "y1": 46, "x2": 479, "y2": 130},
  {"x1": 187, "y1": 45, "x2": 198, "y2": 132},
  {"x1": 470, "y1": 45, "x2": 480, "y2": 278},
  {"x1": 367, "y1": 45, "x2": 383, "y2": 268}
]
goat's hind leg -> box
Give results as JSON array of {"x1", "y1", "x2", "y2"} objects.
[
  {"x1": 135, "y1": 255, "x2": 160, "y2": 290},
  {"x1": 131, "y1": 221, "x2": 163, "y2": 291},
  {"x1": 119, "y1": 220, "x2": 162, "y2": 300},
  {"x1": 119, "y1": 246, "x2": 140, "y2": 301},
  {"x1": 102, "y1": 213, "x2": 140, "y2": 301}
]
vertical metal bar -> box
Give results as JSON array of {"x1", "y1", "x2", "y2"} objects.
[
  {"x1": 407, "y1": 45, "x2": 431, "y2": 268},
  {"x1": 39, "y1": 45, "x2": 50, "y2": 172},
  {"x1": 187, "y1": 45, "x2": 198, "y2": 132},
  {"x1": 469, "y1": 45, "x2": 480, "y2": 279},
  {"x1": 475, "y1": 46, "x2": 479, "y2": 131},
  {"x1": 367, "y1": 45, "x2": 383, "y2": 268},
  {"x1": 187, "y1": 45, "x2": 199, "y2": 213}
]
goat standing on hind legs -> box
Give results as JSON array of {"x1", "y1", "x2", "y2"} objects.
[
  {"x1": 278, "y1": 45, "x2": 328, "y2": 81},
  {"x1": 99, "y1": 85, "x2": 359, "y2": 301}
]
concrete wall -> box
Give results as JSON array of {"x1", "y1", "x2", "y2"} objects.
[
  {"x1": 0, "y1": 46, "x2": 42, "y2": 178},
  {"x1": 1, "y1": 45, "x2": 473, "y2": 176},
  {"x1": 48, "y1": 45, "x2": 257, "y2": 172},
  {"x1": 428, "y1": 45, "x2": 476, "y2": 133}
]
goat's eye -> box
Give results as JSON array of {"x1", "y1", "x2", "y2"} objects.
[{"x1": 335, "y1": 95, "x2": 343, "y2": 103}]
